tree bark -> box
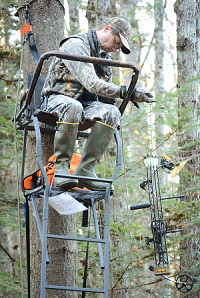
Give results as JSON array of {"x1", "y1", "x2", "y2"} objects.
[
  {"x1": 154, "y1": 0, "x2": 169, "y2": 187},
  {"x1": 68, "y1": 0, "x2": 80, "y2": 34},
  {"x1": 174, "y1": 0, "x2": 200, "y2": 296},
  {"x1": 154, "y1": 0, "x2": 165, "y2": 147},
  {"x1": 17, "y1": 0, "x2": 77, "y2": 297}
]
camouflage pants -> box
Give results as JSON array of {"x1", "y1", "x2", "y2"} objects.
[{"x1": 44, "y1": 94, "x2": 121, "y2": 129}]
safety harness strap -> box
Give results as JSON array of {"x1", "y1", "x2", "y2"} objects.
[{"x1": 20, "y1": 10, "x2": 40, "y2": 63}]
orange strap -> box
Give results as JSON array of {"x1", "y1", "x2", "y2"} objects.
[
  {"x1": 23, "y1": 153, "x2": 82, "y2": 190},
  {"x1": 20, "y1": 23, "x2": 32, "y2": 35}
]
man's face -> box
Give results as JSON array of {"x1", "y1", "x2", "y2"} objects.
[{"x1": 100, "y1": 25, "x2": 123, "y2": 53}]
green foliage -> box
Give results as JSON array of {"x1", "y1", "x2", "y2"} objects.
[
  {"x1": 0, "y1": 199, "x2": 26, "y2": 297},
  {"x1": 0, "y1": 269, "x2": 27, "y2": 298},
  {"x1": 110, "y1": 221, "x2": 129, "y2": 237},
  {"x1": 0, "y1": 2, "x2": 26, "y2": 298},
  {"x1": 0, "y1": 0, "x2": 19, "y2": 40}
]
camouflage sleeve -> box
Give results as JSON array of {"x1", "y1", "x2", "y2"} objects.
[{"x1": 60, "y1": 38, "x2": 121, "y2": 100}]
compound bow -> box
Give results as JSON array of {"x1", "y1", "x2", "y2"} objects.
[{"x1": 130, "y1": 155, "x2": 194, "y2": 293}]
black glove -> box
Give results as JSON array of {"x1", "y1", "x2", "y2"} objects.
[
  {"x1": 120, "y1": 86, "x2": 156, "y2": 109},
  {"x1": 133, "y1": 89, "x2": 156, "y2": 103}
]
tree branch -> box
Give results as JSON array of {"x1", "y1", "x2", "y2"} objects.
[{"x1": 0, "y1": 243, "x2": 16, "y2": 262}]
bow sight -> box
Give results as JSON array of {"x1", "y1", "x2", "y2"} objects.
[{"x1": 130, "y1": 156, "x2": 194, "y2": 293}]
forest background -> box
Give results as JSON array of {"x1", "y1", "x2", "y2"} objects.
[{"x1": 0, "y1": 0, "x2": 199, "y2": 297}]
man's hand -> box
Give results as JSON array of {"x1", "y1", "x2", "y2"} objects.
[
  {"x1": 134, "y1": 89, "x2": 156, "y2": 103},
  {"x1": 120, "y1": 86, "x2": 156, "y2": 103},
  {"x1": 120, "y1": 86, "x2": 157, "y2": 109}
]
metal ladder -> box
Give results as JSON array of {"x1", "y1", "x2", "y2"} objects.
[
  {"x1": 15, "y1": 51, "x2": 139, "y2": 297},
  {"x1": 34, "y1": 114, "x2": 122, "y2": 297}
]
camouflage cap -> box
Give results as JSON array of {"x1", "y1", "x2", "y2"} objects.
[{"x1": 104, "y1": 17, "x2": 131, "y2": 54}]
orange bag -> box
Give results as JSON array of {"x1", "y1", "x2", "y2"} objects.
[{"x1": 23, "y1": 153, "x2": 81, "y2": 190}]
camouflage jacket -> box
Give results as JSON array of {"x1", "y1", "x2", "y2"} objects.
[{"x1": 41, "y1": 31, "x2": 121, "y2": 103}]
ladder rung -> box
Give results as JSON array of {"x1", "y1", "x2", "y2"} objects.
[
  {"x1": 47, "y1": 233, "x2": 105, "y2": 243},
  {"x1": 46, "y1": 284, "x2": 104, "y2": 293}
]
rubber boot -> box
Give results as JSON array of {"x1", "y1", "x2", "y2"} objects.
[
  {"x1": 54, "y1": 122, "x2": 79, "y2": 188},
  {"x1": 75, "y1": 121, "x2": 115, "y2": 191}
]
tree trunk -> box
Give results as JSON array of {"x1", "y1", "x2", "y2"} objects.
[
  {"x1": 174, "y1": 0, "x2": 200, "y2": 296},
  {"x1": 86, "y1": 0, "x2": 116, "y2": 26},
  {"x1": 154, "y1": 0, "x2": 165, "y2": 150},
  {"x1": 68, "y1": 0, "x2": 80, "y2": 34},
  {"x1": 154, "y1": 1, "x2": 170, "y2": 189},
  {"x1": 17, "y1": 1, "x2": 77, "y2": 297}
]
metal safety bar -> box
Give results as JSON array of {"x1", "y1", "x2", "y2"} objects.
[{"x1": 15, "y1": 50, "x2": 139, "y2": 123}]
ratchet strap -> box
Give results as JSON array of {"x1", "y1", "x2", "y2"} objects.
[{"x1": 20, "y1": 9, "x2": 40, "y2": 63}]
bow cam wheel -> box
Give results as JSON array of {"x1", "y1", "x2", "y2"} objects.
[{"x1": 175, "y1": 274, "x2": 193, "y2": 293}]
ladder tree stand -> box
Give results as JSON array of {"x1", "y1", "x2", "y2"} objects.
[{"x1": 15, "y1": 51, "x2": 139, "y2": 297}]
